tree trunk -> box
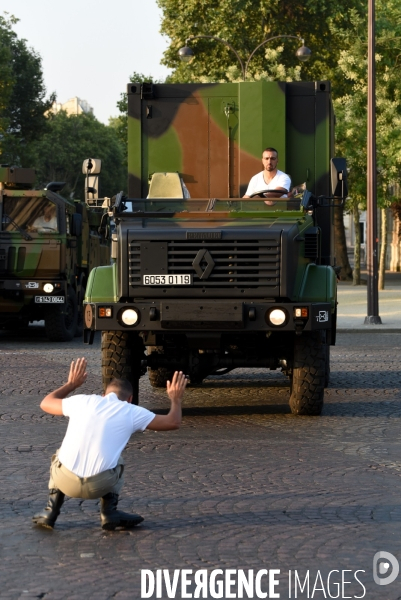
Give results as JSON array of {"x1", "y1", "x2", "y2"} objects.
[
  {"x1": 378, "y1": 207, "x2": 388, "y2": 290},
  {"x1": 389, "y1": 210, "x2": 401, "y2": 271},
  {"x1": 352, "y1": 203, "x2": 361, "y2": 285},
  {"x1": 334, "y1": 205, "x2": 353, "y2": 280}
]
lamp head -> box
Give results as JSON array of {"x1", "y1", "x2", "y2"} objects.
[
  {"x1": 296, "y1": 42, "x2": 312, "y2": 62},
  {"x1": 178, "y1": 45, "x2": 195, "y2": 63}
]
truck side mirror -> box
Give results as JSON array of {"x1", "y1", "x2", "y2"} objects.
[
  {"x1": 331, "y1": 158, "x2": 348, "y2": 198},
  {"x1": 71, "y1": 213, "x2": 82, "y2": 236},
  {"x1": 300, "y1": 190, "x2": 316, "y2": 210}
]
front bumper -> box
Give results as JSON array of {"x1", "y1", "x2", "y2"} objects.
[
  {"x1": 0, "y1": 279, "x2": 67, "y2": 313},
  {"x1": 84, "y1": 300, "x2": 332, "y2": 336}
]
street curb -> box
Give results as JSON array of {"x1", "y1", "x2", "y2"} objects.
[{"x1": 337, "y1": 328, "x2": 401, "y2": 334}]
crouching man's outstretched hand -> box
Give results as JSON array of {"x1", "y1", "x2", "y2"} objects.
[
  {"x1": 146, "y1": 371, "x2": 188, "y2": 431},
  {"x1": 67, "y1": 357, "x2": 88, "y2": 390},
  {"x1": 40, "y1": 357, "x2": 88, "y2": 416},
  {"x1": 167, "y1": 370, "x2": 187, "y2": 402}
]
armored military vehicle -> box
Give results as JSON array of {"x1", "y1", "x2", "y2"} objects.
[
  {"x1": 0, "y1": 161, "x2": 110, "y2": 341},
  {"x1": 83, "y1": 81, "x2": 347, "y2": 414}
]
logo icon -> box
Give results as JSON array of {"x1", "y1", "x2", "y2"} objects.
[
  {"x1": 25, "y1": 282, "x2": 39, "y2": 289},
  {"x1": 192, "y1": 249, "x2": 215, "y2": 280},
  {"x1": 373, "y1": 551, "x2": 399, "y2": 585},
  {"x1": 317, "y1": 310, "x2": 329, "y2": 322}
]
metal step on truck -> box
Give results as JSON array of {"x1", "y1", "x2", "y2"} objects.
[
  {"x1": 83, "y1": 80, "x2": 347, "y2": 414},
  {"x1": 0, "y1": 159, "x2": 110, "y2": 341}
]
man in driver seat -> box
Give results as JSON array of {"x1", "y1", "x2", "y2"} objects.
[
  {"x1": 30, "y1": 203, "x2": 58, "y2": 232},
  {"x1": 243, "y1": 147, "x2": 291, "y2": 199}
]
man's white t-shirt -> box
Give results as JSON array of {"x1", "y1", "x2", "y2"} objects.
[
  {"x1": 32, "y1": 216, "x2": 58, "y2": 230},
  {"x1": 244, "y1": 170, "x2": 291, "y2": 197},
  {"x1": 58, "y1": 393, "x2": 155, "y2": 477}
]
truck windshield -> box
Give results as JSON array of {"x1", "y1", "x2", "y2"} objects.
[
  {"x1": 119, "y1": 197, "x2": 303, "y2": 214},
  {"x1": 2, "y1": 196, "x2": 58, "y2": 233}
]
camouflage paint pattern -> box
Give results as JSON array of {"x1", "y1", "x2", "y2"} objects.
[
  {"x1": 127, "y1": 81, "x2": 333, "y2": 199},
  {"x1": 0, "y1": 167, "x2": 110, "y2": 327}
]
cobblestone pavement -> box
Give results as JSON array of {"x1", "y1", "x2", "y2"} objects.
[{"x1": 0, "y1": 327, "x2": 400, "y2": 599}]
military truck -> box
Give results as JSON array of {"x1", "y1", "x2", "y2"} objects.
[
  {"x1": 0, "y1": 161, "x2": 110, "y2": 341},
  {"x1": 83, "y1": 81, "x2": 347, "y2": 414}
]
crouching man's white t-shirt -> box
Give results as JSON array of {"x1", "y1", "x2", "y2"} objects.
[{"x1": 58, "y1": 393, "x2": 156, "y2": 477}]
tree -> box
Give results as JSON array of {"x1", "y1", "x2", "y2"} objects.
[
  {"x1": 31, "y1": 111, "x2": 126, "y2": 201},
  {"x1": 0, "y1": 13, "x2": 55, "y2": 166},
  {"x1": 0, "y1": 20, "x2": 14, "y2": 138},
  {"x1": 157, "y1": 0, "x2": 366, "y2": 91},
  {"x1": 156, "y1": 0, "x2": 364, "y2": 280},
  {"x1": 333, "y1": 2, "x2": 401, "y2": 286}
]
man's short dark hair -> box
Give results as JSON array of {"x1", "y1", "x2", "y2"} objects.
[
  {"x1": 263, "y1": 147, "x2": 278, "y2": 157},
  {"x1": 105, "y1": 378, "x2": 133, "y2": 401}
]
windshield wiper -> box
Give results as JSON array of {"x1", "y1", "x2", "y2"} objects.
[{"x1": 2, "y1": 214, "x2": 33, "y2": 240}]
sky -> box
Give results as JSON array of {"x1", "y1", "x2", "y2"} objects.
[{"x1": 2, "y1": 0, "x2": 172, "y2": 124}]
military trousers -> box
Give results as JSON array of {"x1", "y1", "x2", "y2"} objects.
[{"x1": 48, "y1": 450, "x2": 124, "y2": 499}]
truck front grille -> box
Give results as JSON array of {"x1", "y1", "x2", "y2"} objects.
[
  {"x1": 0, "y1": 246, "x2": 26, "y2": 274},
  {"x1": 304, "y1": 228, "x2": 320, "y2": 260},
  {"x1": 129, "y1": 239, "x2": 280, "y2": 289}
]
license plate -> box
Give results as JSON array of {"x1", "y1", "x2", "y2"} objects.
[
  {"x1": 143, "y1": 274, "x2": 192, "y2": 286},
  {"x1": 35, "y1": 296, "x2": 65, "y2": 304}
]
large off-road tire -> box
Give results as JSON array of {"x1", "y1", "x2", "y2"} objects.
[
  {"x1": 289, "y1": 331, "x2": 326, "y2": 416},
  {"x1": 147, "y1": 347, "x2": 174, "y2": 388},
  {"x1": 74, "y1": 275, "x2": 86, "y2": 338},
  {"x1": 102, "y1": 331, "x2": 145, "y2": 405},
  {"x1": 324, "y1": 339, "x2": 330, "y2": 388},
  {"x1": 74, "y1": 310, "x2": 84, "y2": 338},
  {"x1": 148, "y1": 368, "x2": 174, "y2": 388},
  {"x1": 45, "y1": 286, "x2": 78, "y2": 342}
]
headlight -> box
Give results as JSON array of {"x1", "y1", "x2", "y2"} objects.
[
  {"x1": 120, "y1": 308, "x2": 139, "y2": 326},
  {"x1": 43, "y1": 283, "x2": 54, "y2": 293},
  {"x1": 266, "y1": 308, "x2": 287, "y2": 327}
]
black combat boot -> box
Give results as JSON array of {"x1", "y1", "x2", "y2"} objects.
[
  {"x1": 100, "y1": 492, "x2": 143, "y2": 530},
  {"x1": 32, "y1": 488, "x2": 65, "y2": 529}
]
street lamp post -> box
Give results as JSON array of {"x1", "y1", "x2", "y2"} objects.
[
  {"x1": 178, "y1": 35, "x2": 311, "y2": 80},
  {"x1": 365, "y1": 0, "x2": 382, "y2": 324}
]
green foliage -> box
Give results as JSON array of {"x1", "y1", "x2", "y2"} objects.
[
  {"x1": 331, "y1": 1, "x2": 401, "y2": 282},
  {"x1": 0, "y1": 13, "x2": 55, "y2": 165},
  {"x1": 0, "y1": 16, "x2": 14, "y2": 136},
  {"x1": 157, "y1": 0, "x2": 366, "y2": 89},
  {"x1": 31, "y1": 111, "x2": 126, "y2": 200},
  {"x1": 333, "y1": 2, "x2": 401, "y2": 210},
  {"x1": 110, "y1": 72, "x2": 161, "y2": 167}
]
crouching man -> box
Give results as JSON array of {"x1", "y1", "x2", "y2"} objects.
[{"x1": 33, "y1": 357, "x2": 187, "y2": 530}]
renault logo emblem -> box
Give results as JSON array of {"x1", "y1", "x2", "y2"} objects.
[{"x1": 192, "y1": 249, "x2": 215, "y2": 280}]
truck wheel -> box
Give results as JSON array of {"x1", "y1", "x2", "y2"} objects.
[
  {"x1": 148, "y1": 368, "x2": 174, "y2": 388},
  {"x1": 74, "y1": 309, "x2": 84, "y2": 337},
  {"x1": 289, "y1": 331, "x2": 325, "y2": 416},
  {"x1": 45, "y1": 286, "x2": 78, "y2": 342},
  {"x1": 147, "y1": 347, "x2": 174, "y2": 388},
  {"x1": 74, "y1": 276, "x2": 86, "y2": 337},
  {"x1": 324, "y1": 339, "x2": 330, "y2": 388},
  {"x1": 102, "y1": 331, "x2": 145, "y2": 405}
]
